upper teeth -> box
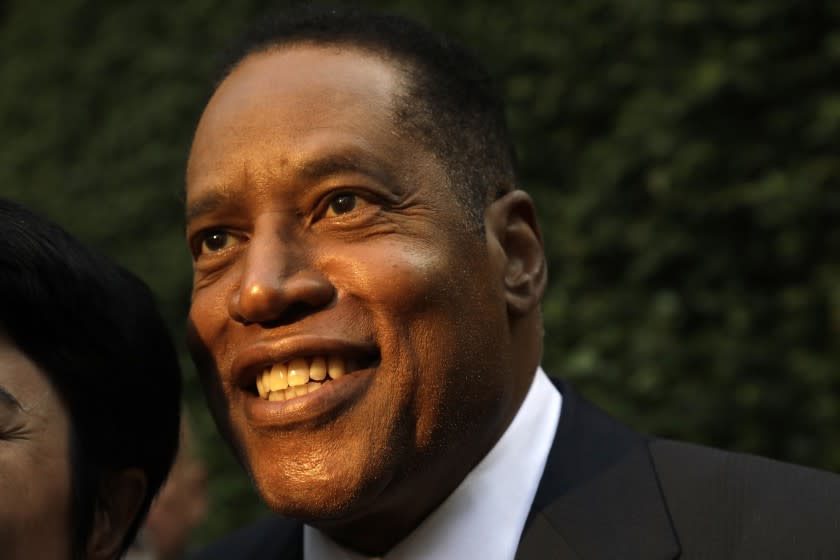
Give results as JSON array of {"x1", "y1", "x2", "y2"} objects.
[{"x1": 256, "y1": 355, "x2": 346, "y2": 401}]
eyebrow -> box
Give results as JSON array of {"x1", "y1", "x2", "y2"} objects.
[
  {"x1": 296, "y1": 153, "x2": 394, "y2": 186},
  {"x1": 186, "y1": 152, "x2": 399, "y2": 224},
  {"x1": 186, "y1": 189, "x2": 242, "y2": 224}
]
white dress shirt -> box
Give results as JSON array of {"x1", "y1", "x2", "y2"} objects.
[{"x1": 304, "y1": 367, "x2": 562, "y2": 560}]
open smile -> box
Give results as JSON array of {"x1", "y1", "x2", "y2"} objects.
[
  {"x1": 233, "y1": 339, "x2": 381, "y2": 428},
  {"x1": 255, "y1": 353, "x2": 378, "y2": 401}
]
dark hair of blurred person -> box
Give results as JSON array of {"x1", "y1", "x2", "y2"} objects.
[{"x1": 0, "y1": 198, "x2": 182, "y2": 559}]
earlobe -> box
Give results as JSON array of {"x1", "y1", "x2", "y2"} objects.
[
  {"x1": 485, "y1": 190, "x2": 547, "y2": 316},
  {"x1": 87, "y1": 468, "x2": 147, "y2": 560}
]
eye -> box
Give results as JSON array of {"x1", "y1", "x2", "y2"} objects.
[
  {"x1": 325, "y1": 193, "x2": 358, "y2": 217},
  {"x1": 197, "y1": 229, "x2": 237, "y2": 256}
]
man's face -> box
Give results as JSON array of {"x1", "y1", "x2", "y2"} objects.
[{"x1": 186, "y1": 46, "x2": 516, "y2": 522}]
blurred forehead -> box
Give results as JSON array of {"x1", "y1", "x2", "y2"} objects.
[{"x1": 0, "y1": 333, "x2": 64, "y2": 420}]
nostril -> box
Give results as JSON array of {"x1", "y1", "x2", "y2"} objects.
[{"x1": 231, "y1": 269, "x2": 336, "y2": 326}]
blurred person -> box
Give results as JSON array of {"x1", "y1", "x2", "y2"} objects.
[
  {"x1": 0, "y1": 198, "x2": 182, "y2": 559},
  {"x1": 186, "y1": 7, "x2": 840, "y2": 559}
]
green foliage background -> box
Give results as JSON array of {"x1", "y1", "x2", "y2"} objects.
[{"x1": 1, "y1": 0, "x2": 838, "y2": 547}]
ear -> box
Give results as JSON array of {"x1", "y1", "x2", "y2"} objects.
[
  {"x1": 87, "y1": 468, "x2": 147, "y2": 560},
  {"x1": 485, "y1": 190, "x2": 547, "y2": 316}
]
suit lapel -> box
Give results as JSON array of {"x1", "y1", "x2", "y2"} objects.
[
  {"x1": 516, "y1": 510, "x2": 582, "y2": 559},
  {"x1": 517, "y1": 380, "x2": 680, "y2": 560}
]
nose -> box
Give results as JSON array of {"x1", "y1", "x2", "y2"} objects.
[{"x1": 228, "y1": 235, "x2": 335, "y2": 326}]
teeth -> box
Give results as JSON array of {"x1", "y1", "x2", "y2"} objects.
[
  {"x1": 309, "y1": 357, "x2": 327, "y2": 381},
  {"x1": 328, "y1": 355, "x2": 345, "y2": 379},
  {"x1": 287, "y1": 358, "x2": 310, "y2": 387},
  {"x1": 256, "y1": 373, "x2": 268, "y2": 399},
  {"x1": 268, "y1": 363, "x2": 288, "y2": 391},
  {"x1": 257, "y1": 354, "x2": 356, "y2": 400}
]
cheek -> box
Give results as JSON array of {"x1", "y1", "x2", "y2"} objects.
[
  {"x1": 349, "y1": 238, "x2": 501, "y2": 355},
  {"x1": 330, "y1": 238, "x2": 505, "y2": 434},
  {"x1": 189, "y1": 280, "x2": 228, "y2": 336},
  {"x1": 331, "y1": 239, "x2": 461, "y2": 312},
  {"x1": 0, "y1": 440, "x2": 73, "y2": 557},
  {"x1": 188, "y1": 286, "x2": 237, "y2": 374},
  {"x1": 332, "y1": 240, "x2": 471, "y2": 386}
]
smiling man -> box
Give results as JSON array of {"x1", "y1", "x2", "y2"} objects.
[{"x1": 186, "y1": 8, "x2": 840, "y2": 560}]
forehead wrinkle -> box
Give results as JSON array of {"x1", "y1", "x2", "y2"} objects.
[{"x1": 186, "y1": 153, "x2": 294, "y2": 223}]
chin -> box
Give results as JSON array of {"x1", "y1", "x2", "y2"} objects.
[
  {"x1": 258, "y1": 473, "x2": 391, "y2": 524},
  {"x1": 247, "y1": 442, "x2": 394, "y2": 523}
]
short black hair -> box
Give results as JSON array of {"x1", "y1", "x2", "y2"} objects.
[
  {"x1": 0, "y1": 199, "x2": 182, "y2": 557},
  {"x1": 215, "y1": 5, "x2": 517, "y2": 227}
]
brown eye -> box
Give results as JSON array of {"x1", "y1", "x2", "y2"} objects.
[
  {"x1": 327, "y1": 193, "x2": 357, "y2": 216},
  {"x1": 200, "y1": 230, "x2": 234, "y2": 254}
]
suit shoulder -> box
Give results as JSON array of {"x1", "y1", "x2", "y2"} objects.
[
  {"x1": 190, "y1": 516, "x2": 301, "y2": 560},
  {"x1": 649, "y1": 439, "x2": 840, "y2": 557},
  {"x1": 649, "y1": 438, "x2": 840, "y2": 499}
]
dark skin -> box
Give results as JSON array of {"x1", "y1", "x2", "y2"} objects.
[{"x1": 186, "y1": 45, "x2": 547, "y2": 555}]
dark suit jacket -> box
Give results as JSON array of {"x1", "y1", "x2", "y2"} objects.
[{"x1": 193, "y1": 381, "x2": 840, "y2": 559}]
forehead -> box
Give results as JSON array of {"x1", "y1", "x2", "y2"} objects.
[
  {"x1": 212, "y1": 44, "x2": 403, "y2": 113},
  {"x1": 187, "y1": 45, "x2": 407, "y2": 186},
  {"x1": 0, "y1": 334, "x2": 63, "y2": 418}
]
